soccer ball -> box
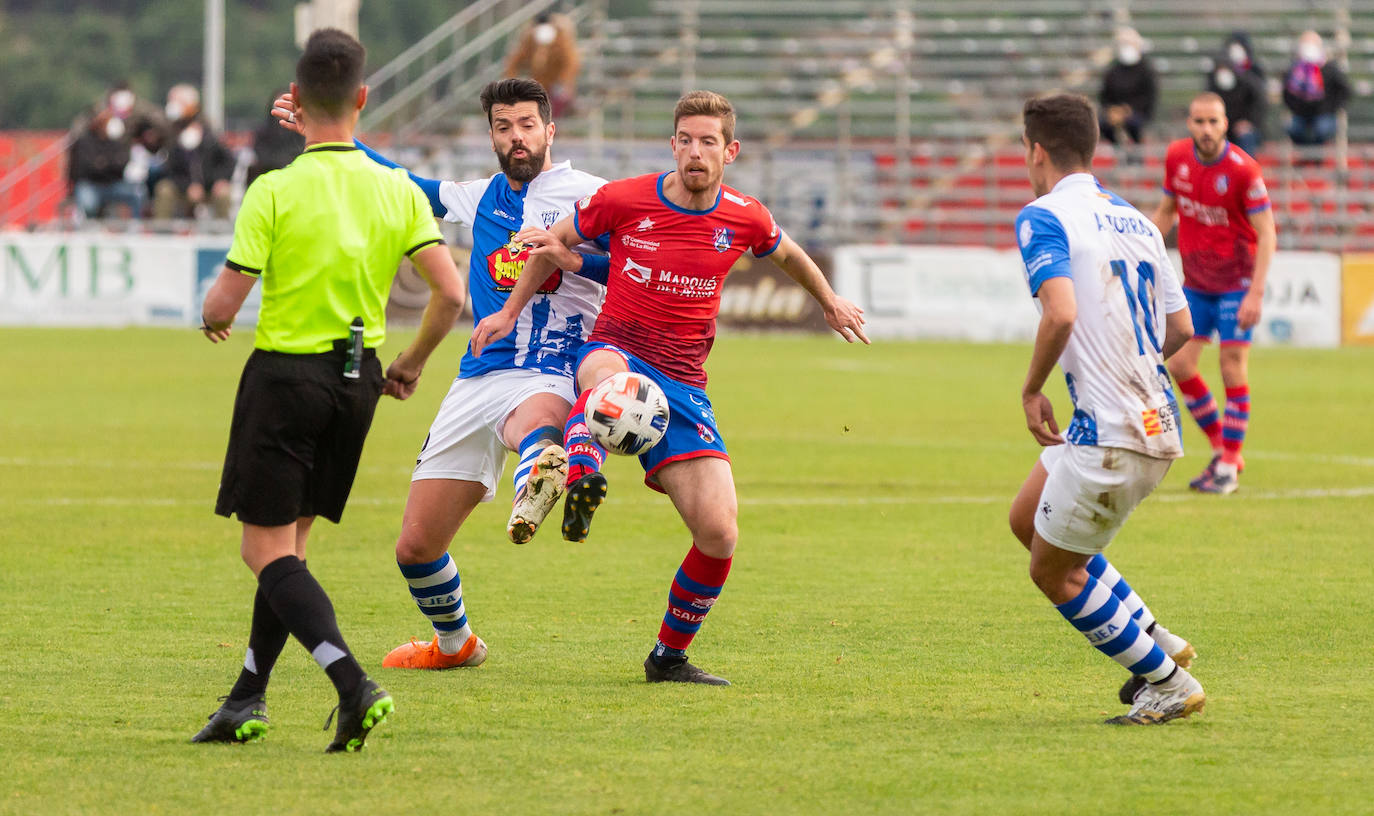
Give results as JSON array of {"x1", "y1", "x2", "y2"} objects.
[{"x1": 584, "y1": 371, "x2": 670, "y2": 456}]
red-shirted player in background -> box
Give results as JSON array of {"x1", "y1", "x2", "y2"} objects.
[
  {"x1": 472, "y1": 90, "x2": 869, "y2": 685},
  {"x1": 1151, "y1": 92, "x2": 1276, "y2": 495}
]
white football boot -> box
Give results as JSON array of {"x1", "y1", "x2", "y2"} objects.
[
  {"x1": 1107, "y1": 667, "x2": 1206, "y2": 725},
  {"x1": 507, "y1": 445, "x2": 569, "y2": 545}
]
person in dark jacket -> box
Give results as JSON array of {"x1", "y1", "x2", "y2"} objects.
[
  {"x1": 68, "y1": 107, "x2": 142, "y2": 218},
  {"x1": 1207, "y1": 34, "x2": 1267, "y2": 156},
  {"x1": 247, "y1": 90, "x2": 305, "y2": 187},
  {"x1": 1098, "y1": 27, "x2": 1158, "y2": 146},
  {"x1": 1282, "y1": 31, "x2": 1350, "y2": 146},
  {"x1": 152, "y1": 83, "x2": 236, "y2": 219}
]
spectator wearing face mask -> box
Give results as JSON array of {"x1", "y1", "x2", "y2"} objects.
[
  {"x1": 67, "y1": 97, "x2": 144, "y2": 219},
  {"x1": 1282, "y1": 30, "x2": 1350, "y2": 146},
  {"x1": 1206, "y1": 33, "x2": 1267, "y2": 156},
  {"x1": 502, "y1": 10, "x2": 580, "y2": 119},
  {"x1": 1098, "y1": 27, "x2": 1158, "y2": 146},
  {"x1": 153, "y1": 83, "x2": 236, "y2": 220}
]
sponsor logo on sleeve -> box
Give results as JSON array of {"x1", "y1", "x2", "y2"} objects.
[
  {"x1": 1019, "y1": 219, "x2": 1033, "y2": 247},
  {"x1": 1247, "y1": 179, "x2": 1268, "y2": 200},
  {"x1": 577, "y1": 195, "x2": 592, "y2": 209}
]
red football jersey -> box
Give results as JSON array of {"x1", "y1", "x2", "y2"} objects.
[
  {"x1": 572, "y1": 172, "x2": 781, "y2": 386},
  {"x1": 1161, "y1": 139, "x2": 1272, "y2": 294}
]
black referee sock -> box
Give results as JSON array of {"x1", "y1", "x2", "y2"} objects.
[
  {"x1": 258, "y1": 555, "x2": 365, "y2": 699},
  {"x1": 227, "y1": 586, "x2": 291, "y2": 702}
]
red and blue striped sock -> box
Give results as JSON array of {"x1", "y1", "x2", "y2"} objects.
[
  {"x1": 1222, "y1": 384, "x2": 1250, "y2": 467},
  {"x1": 1177, "y1": 374, "x2": 1223, "y2": 453},
  {"x1": 655, "y1": 543, "x2": 732, "y2": 659},
  {"x1": 564, "y1": 388, "x2": 606, "y2": 485}
]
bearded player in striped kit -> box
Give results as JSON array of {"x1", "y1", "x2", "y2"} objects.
[{"x1": 1007, "y1": 93, "x2": 1206, "y2": 725}]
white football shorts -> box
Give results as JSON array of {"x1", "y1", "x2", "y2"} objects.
[
  {"x1": 1034, "y1": 443, "x2": 1173, "y2": 555},
  {"x1": 412, "y1": 368, "x2": 576, "y2": 501}
]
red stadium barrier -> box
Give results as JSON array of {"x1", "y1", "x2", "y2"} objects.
[{"x1": 0, "y1": 131, "x2": 68, "y2": 226}]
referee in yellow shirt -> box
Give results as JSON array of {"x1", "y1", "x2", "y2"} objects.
[{"x1": 190, "y1": 28, "x2": 465, "y2": 753}]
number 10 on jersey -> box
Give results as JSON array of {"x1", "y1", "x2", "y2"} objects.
[{"x1": 1111, "y1": 259, "x2": 1160, "y2": 356}]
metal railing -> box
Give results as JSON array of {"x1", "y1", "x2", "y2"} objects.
[{"x1": 359, "y1": 0, "x2": 585, "y2": 134}]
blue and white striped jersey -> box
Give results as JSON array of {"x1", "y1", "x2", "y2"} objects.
[
  {"x1": 437, "y1": 162, "x2": 607, "y2": 378},
  {"x1": 357, "y1": 141, "x2": 607, "y2": 379},
  {"x1": 1015, "y1": 173, "x2": 1187, "y2": 459}
]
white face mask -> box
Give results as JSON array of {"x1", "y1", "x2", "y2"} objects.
[
  {"x1": 104, "y1": 117, "x2": 126, "y2": 140},
  {"x1": 1117, "y1": 46, "x2": 1141, "y2": 66},
  {"x1": 1215, "y1": 67, "x2": 1237, "y2": 91},
  {"x1": 166, "y1": 101, "x2": 185, "y2": 121},
  {"x1": 1228, "y1": 44, "x2": 1248, "y2": 65},
  {"x1": 533, "y1": 23, "x2": 557, "y2": 46},
  {"x1": 178, "y1": 124, "x2": 203, "y2": 151},
  {"x1": 1299, "y1": 43, "x2": 1324, "y2": 64},
  {"x1": 110, "y1": 90, "x2": 135, "y2": 115}
]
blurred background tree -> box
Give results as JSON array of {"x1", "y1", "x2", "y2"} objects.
[{"x1": 0, "y1": 0, "x2": 458, "y2": 129}]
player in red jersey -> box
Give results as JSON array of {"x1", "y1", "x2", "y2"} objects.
[
  {"x1": 1151, "y1": 92, "x2": 1276, "y2": 495},
  {"x1": 471, "y1": 90, "x2": 869, "y2": 685}
]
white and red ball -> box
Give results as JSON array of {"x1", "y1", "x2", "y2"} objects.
[{"x1": 583, "y1": 371, "x2": 670, "y2": 456}]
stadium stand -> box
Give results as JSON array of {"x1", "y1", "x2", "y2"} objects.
[{"x1": 3, "y1": 0, "x2": 1371, "y2": 251}]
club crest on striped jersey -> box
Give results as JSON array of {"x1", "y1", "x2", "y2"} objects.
[
  {"x1": 488, "y1": 232, "x2": 562, "y2": 293},
  {"x1": 712, "y1": 227, "x2": 734, "y2": 252}
]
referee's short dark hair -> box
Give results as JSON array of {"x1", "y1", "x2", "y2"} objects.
[
  {"x1": 1023, "y1": 93, "x2": 1097, "y2": 170},
  {"x1": 480, "y1": 78, "x2": 552, "y2": 126},
  {"x1": 296, "y1": 28, "x2": 366, "y2": 120}
]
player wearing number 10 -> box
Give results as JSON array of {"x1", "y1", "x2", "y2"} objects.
[{"x1": 1008, "y1": 94, "x2": 1207, "y2": 724}]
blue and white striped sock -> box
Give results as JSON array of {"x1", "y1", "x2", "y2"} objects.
[
  {"x1": 398, "y1": 553, "x2": 472, "y2": 654},
  {"x1": 1086, "y1": 554, "x2": 1156, "y2": 631},
  {"x1": 512, "y1": 425, "x2": 562, "y2": 499},
  {"x1": 1056, "y1": 574, "x2": 1176, "y2": 683}
]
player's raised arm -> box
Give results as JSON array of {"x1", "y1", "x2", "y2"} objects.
[
  {"x1": 766, "y1": 231, "x2": 869, "y2": 344},
  {"x1": 470, "y1": 215, "x2": 580, "y2": 357},
  {"x1": 1022, "y1": 276, "x2": 1076, "y2": 446},
  {"x1": 273, "y1": 91, "x2": 448, "y2": 217}
]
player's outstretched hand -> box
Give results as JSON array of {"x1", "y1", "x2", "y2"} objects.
[
  {"x1": 470, "y1": 310, "x2": 518, "y2": 358},
  {"x1": 271, "y1": 93, "x2": 304, "y2": 135},
  {"x1": 824, "y1": 296, "x2": 870, "y2": 344},
  {"x1": 1022, "y1": 390, "x2": 1064, "y2": 446},
  {"x1": 384, "y1": 353, "x2": 422, "y2": 400},
  {"x1": 1237, "y1": 290, "x2": 1263, "y2": 331},
  {"x1": 514, "y1": 226, "x2": 578, "y2": 270}
]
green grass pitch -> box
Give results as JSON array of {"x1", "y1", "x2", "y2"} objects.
[{"x1": 1, "y1": 328, "x2": 1371, "y2": 815}]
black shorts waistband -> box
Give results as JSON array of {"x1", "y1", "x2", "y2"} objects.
[{"x1": 251, "y1": 345, "x2": 378, "y2": 363}]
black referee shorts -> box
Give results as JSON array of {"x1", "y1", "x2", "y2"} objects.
[{"x1": 215, "y1": 347, "x2": 384, "y2": 526}]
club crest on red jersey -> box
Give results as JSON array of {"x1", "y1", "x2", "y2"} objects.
[
  {"x1": 712, "y1": 227, "x2": 734, "y2": 252},
  {"x1": 488, "y1": 233, "x2": 561, "y2": 293},
  {"x1": 1215, "y1": 175, "x2": 1229, "y2": 195}
]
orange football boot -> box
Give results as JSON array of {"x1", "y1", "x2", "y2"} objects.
[{"x1": 382, "y1": 635, "x2": 487, "y2": 669}]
